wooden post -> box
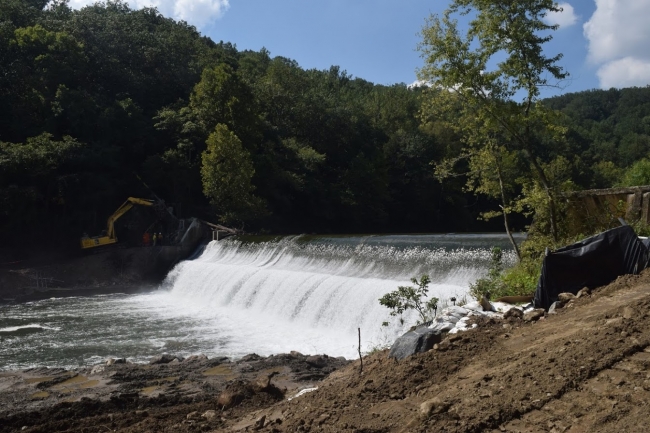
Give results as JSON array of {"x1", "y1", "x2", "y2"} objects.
[{"x1": 358, "y1": 328, "x2": 363, "y2": 374}]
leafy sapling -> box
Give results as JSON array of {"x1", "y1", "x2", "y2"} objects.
[{"x1": 379, "y1": 275, "x2": 439, "y2": 326}]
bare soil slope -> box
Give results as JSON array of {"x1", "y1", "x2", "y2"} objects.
[{"x1": 4, "y1": 269, "x2": 650, "y2": 432}]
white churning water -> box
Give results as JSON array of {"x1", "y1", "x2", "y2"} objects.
[
  {"x1": 158, "y1": 235, "x2": 519, "y2": 358},
  {"x1": 0, "y1": 234, "x2": 520, "y2": 370}
]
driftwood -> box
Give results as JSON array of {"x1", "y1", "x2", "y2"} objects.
[{"x1": 493, "y1": 295, "x2": 534, "y2": 304}]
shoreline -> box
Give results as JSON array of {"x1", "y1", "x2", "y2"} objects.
[
  {"x1": 0, "y1": 246, "x2": 175, "y2": 305},
  {"x1": 3, "y1": 271, "x2": 650, "y2": 431},
  {"x1": 0, "y1": 351, "x2": 350, "y2": 433},
  {"x1": 0, "y1": 283, "x2": 159, "y2": 305}
]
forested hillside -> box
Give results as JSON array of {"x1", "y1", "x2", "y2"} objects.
[
  {"x1": 544, "y1": 87, "x2": 650, "y2": 188},
  {"x1": 1, "y1": 0, "x2": 649, "y2": 250}
]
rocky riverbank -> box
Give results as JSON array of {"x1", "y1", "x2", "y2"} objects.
[
  {"x1": 0, "y1": 351, "x2": 349, "y2": 433},
  {"x1": 4, "y1": 270, "x2": 650, "y2": 432}
]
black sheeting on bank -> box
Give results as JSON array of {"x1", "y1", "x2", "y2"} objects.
[{"x1": 534, "y1": 225, "x2": 650, "y2": 310}]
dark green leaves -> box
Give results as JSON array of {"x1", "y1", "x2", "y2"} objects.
[{"x1": 379, "y1": 275, "x2": 439, "y2": 326}]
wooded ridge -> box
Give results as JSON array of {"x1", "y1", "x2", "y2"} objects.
[{"x1": 1, "y1": 0, "x2": 649, "y2": 252}]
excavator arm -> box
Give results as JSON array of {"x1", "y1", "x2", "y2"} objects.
[{"x1": 81, "y1": 197, "x2": 155, "y2": 249}]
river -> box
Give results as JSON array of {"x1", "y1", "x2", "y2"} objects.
[{"x1": 0, "y1": 233, "x2": 523, "y2": 370}]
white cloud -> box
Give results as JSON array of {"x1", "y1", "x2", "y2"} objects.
[
  {"x1": 407, "y1": 80, "x2": 430, "y2": 89},
  {"x1": 172, "y1": 0, "x2": 229, "y2": 27},
  {"x1": 64, "y1": 0, "x2": 230, "y2": 28},
  {"x1": 544, "y1": 2, "x2": 578, "y2": 28},
  {"x1": 597, "y1": 57, "x2": 650, "y2": 89},
  {"x1": 584, "y1": 0, "x2": 650, "y2": 88}
]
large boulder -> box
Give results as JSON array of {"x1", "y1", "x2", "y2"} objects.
[{"x1": 388, "y1": 326, "x2": 443, "y2": 361}]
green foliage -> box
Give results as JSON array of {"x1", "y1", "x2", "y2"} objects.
[
  {"x1": 470, "y1": 246, "x2": 539, "y2": 300},
  {"x1": 0, "y1": 133, "x2": 81, "y2": 173},
  {"x1": 498, "y1": 261, "x2": 540, "y2": 295},
  {"x1": 592, "y1": 161, "x2": 623, "y2": 189},
  {"x1": 543, "y1": 87, "x2": 650, "y2": 181},
  {"x1": 201, "y1": 124, "x2": 266, "y2": 225},
  {"x1": 190, "y1": 64, "x2": 259, "y2": 144},
  {"x1": 469, "y1": 247, "x2": 503, "y2": 300},
  {"x1": 379, "y1": 275, "x2": 439, "y2": 326},
  {"x1": 0, "y1": 133, "x2": 83, "y2": 243},
  {"x1": 629, "y1": 220, "x2": 650, "y2": 238},
  {"x1": 619, "y1": 158, "x2": 650, "y2": 187},
  {"x1": 2, "y1": 0, "x2": 650, "y2": 249},
  {"x1": 418, "y1": 0, "x2": 570, "y2": 242}
]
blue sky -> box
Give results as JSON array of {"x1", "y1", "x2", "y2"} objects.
[{"x1": 66, "y1": 0, "x2": 650, "y2": 97}]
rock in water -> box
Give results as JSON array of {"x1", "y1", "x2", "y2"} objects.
[
  {"x1": 149, "y1": 354, "x2": 177, "y2": 365},
  {"x1": 388, "y1": 326, "x2": 443, "y2": 361}
]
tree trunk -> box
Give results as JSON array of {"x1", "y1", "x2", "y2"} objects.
[{"x1": 495, "y1": 156, "x2": 521, "y2": 261}]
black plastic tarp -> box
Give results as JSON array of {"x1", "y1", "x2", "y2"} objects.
[{"x1": 534, "y1": 225, "x2": 649, "y2": 310}]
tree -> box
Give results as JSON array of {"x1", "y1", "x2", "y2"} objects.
[
  {"x1": 619, "y1": 158, "x2": 650, "y2": 187},
  {"x1": 418, "y1": 0, "x2": 569, "y2": 242},
  {"x1": 379, "y1": 275, "x2": 438, "y2": 326},
  {"x1": 190, "y1": 63, "x2": 259, "y2": 147},
  {"x1": 200, "y1": 124, "x2": 265, "y2": 225},
  {"x1": 428, "y1": 89, "x2": 523, "y2": 258},
  {"x1": 0, "y1": 133, "x2": 83, "y2": 244}
]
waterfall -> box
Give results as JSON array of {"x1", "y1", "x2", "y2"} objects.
[
  {"x1": 0, "y1": 234, "x2": 523, "y2": 369},
  {"x1": 160, "y1": 234, "x2": 518, "y2": 358}
]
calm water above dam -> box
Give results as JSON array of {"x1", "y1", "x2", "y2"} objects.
[{"x1": 0, "y1": 233, "x2": 523, "y2": 370}]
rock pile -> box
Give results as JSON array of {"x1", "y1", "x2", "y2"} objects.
[{"x1": 389, "y1": 299, "x2": 531, "y2": 360}]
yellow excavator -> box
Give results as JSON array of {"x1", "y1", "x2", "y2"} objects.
[{"x1": 80, "y1": 197, "x2": 155, "y2": 249}]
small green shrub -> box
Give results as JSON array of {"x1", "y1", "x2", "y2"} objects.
[
  {"x1": 498, "y1": 260, "x2": 539, "y2": 295},
  {"x1": 469, "y1": 247, "x2": 504, "y2": 300},
  {"x1": 470, "y1": 246, "x2": 538, "y2": 300},
  {"x1": 379, "y1": 275, "x2": 438, "y2": 326},
  {"x1": 630, "y1": 220, "x2": 650, "y2": 237}
]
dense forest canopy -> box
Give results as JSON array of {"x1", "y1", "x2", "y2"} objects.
[{"x1": 1, "y1": 0, "x2": 649, "y2": 250}]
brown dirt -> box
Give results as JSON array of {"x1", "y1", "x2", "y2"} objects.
[{"x1": 4, "y1": 269, "x2": 650, "y2": 432}]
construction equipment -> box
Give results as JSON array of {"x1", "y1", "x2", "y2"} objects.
[{"x1": 80, "y1": 197, "x2": 155, "y2": 249}]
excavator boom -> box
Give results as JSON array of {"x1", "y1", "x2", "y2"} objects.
[{"x1": 81, "y1": 197, "x2": 155, "y2": 249}]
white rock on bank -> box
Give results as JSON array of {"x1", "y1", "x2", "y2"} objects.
[{"x1": 430, "y1": 301, "x2": 530, "y2": 335}]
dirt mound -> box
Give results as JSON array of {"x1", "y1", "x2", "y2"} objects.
[
  {"x1": 227, "y1": 270, "x2": 650, "y2": 433},
  {"x1": 4, "y1": 270, "x2": 650, "y2": 432}
]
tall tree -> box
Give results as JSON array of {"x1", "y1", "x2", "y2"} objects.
[
  {"x1": 418, "y1": 0, "x2": 568, "y2": 242},
  {"x1": 190, "y1": 63, "x2": 260, "y2": 148},
  {"x1": 201, "y1": 124, "x2": 265, "y2": 225}
]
